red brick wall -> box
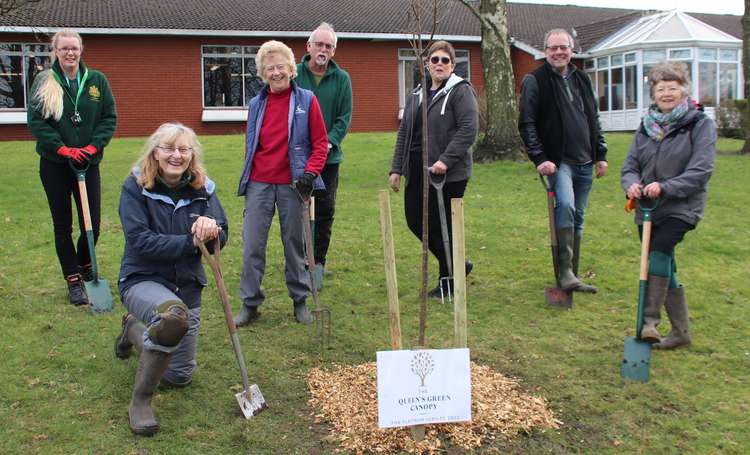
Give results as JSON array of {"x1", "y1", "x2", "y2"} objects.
[
  {"x1": 511, "y1": 47, "x2": 542, "y2": 92},
  {"x1": 0, "y1": 33, "x2": 486, "y2": 139}
]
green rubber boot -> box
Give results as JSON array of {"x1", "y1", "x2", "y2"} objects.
[
  {"x1": 641, "y1": 275, "x2": 669, "y2": 343},
  {"x1": 556, "y1": 228, "x2": 581, "y2": 291},
  {"x1": 128, "y1": 349, "x2": 172, "y2": 436},
  {"x1": 654, "y1": 286, "x2": 691, "y2": 349}
]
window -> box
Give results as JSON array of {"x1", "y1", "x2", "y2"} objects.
[
  {"x1": 597, "y1": 70, "x2": 608, "y2": 111},
  {"x1": 398, "y1": 48, "x2": 470, "y2": 112},
  {"x1": 699, "y1": 62, "x2": 717, "y2": 107},
  {"x1": 719, "y1": 63, "x2": 738, "y2": 101},
  {"x1": 642, "y1": 49, "x2": 666, "y2": 64},
  {"x1": 624, "y1": 65, "x2": 637, "y2": 109},
  {"x1": 202, "y1": 45, "x2": 262, "y2": 108},
  {"x1": 0, "y1": 43, "x2": 52, "y2": 110}
]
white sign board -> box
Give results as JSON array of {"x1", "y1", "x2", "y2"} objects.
[{"x1": 376, "y1": 348, "x2": 471, "y2": 428}]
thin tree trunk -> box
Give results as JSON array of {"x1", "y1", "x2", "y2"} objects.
[{"x1": 742, "y1": 0, "x2": 750, "y2": 153}]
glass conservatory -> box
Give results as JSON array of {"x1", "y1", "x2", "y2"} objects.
[{"x1": 584, "y1": 11, "x2": 742, "y2": 131}]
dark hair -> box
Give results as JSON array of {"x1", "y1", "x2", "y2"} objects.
[{"x1": 427, "y1": 40, "x2": 456, "y2": 64}]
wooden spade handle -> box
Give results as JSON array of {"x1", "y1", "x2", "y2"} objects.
[{"x1": 197, "y1": 239, "x2": 237, "y2": 334}]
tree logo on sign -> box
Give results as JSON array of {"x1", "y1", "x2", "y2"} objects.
[{"x1": 410, "y1": 351, "x2": 434, "y2": 387}]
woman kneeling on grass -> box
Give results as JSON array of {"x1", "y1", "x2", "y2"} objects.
[
  {"x1": 114, "y1": 123, "x2": 228, "y2": 435},
  {"x1": 621, "y1": 61, "x2": 715, "y2": 349}
]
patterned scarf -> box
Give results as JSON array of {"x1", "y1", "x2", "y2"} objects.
[{"x1": 642, "y1": 98, "x2": 689, "y2": 142}]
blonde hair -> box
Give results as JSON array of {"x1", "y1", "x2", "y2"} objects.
[
  {"x1": 135, "y1": 123, "x2": 206, "y2": 190},
  {"x1": 33, "y1": 29, "x2": 84, "y2": 121},
  {"x1": 255, "y1": 40, "x2": 297, "y2": 82}
]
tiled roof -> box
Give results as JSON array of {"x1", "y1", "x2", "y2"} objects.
[{"x1": 0, "y1": 1, "x2": 740, "y2": 52}]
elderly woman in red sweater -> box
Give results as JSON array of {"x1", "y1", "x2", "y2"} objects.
[{"x1": 234, "y1": 40, "x2": 328, "y2": 326}]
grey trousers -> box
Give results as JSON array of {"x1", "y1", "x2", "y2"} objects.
[
  {"x1": 121, "y1": 280, "x2": 202, "y2": 384},
  {"x1": 240, "y1": 182, "x2": 310, "y2": 308}
]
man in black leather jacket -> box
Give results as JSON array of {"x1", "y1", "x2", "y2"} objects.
[{"x1": 518, "y1": 28, "x2": 608, "y2": 293}]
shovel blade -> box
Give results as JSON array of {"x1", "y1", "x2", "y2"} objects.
[
  {"x1": 544, "y1": 287, "x2": 572, "y2": 309},
  {"x1": 621, "y1": 336, "x2": 651, "y2": 382},
  {"x1": 236, "y1": 384, "x2": 268, "y2": 419},
  {"x1": 85, "y1": 278, "x2": 113, "y2": 314}
]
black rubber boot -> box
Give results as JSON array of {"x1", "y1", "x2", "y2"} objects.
[
  {"x1": 556, "y1": 228, "x2": 582, "y2": 291},
  {"x1": 128, "y1": 349, "x2": 172, "y2": 436},
  {"x1": 115, "y1": 314, "x2": 146, "y2": 359},
  {"x1": 66, "y1": 274, "x2": 90, "y2": 306},
  {"x1": 641, "y1": 275, "x2": 669, "y2": 343},
  {"x1": 234, "y1": 305, "x2": 260, "y2": 327},
  {"x1": 654, "y1": 286, "x2": 691, "y2": 349},
  {"x1": 572, "y1": 235, "x2": 597, "y2": 293}
]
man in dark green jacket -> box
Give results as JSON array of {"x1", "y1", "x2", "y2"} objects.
[{"x1": 296, "y1": 22, "x2": 353, "y2": 290}]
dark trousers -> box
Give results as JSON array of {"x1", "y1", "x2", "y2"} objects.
[
  {"x1": 404, "y1": 174, "x2": 468, "y2": 279},
  {"x1": 638, "y1": 218, "x2": 694, "y2": 256},
  {"x1": 312, "y1": 163, "x2": 340, "y2": 265},
  {"x1": 39, "y1": 158, "x2": 101, "y2": 278}
]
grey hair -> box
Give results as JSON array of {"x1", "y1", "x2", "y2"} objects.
[
  {"x1": 308, "y1": 22, "x2": 337, "y2": 47},
  {"x1": 255, "y1": 40, "x2": 297, "y2": 81},
  {"x1": 648, "y1": 61, "x2": 691, "y2": 98},
  {"x1": 543, "y1": 28, "x2": 575, "y2": 49}
]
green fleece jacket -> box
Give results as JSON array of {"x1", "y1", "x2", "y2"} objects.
[
  {"x1": 27, "y1": 60, "x2": 117, "y2": 165},
  {"x1": 296, "y1": 56, "x2": 352, "y2": 164}
]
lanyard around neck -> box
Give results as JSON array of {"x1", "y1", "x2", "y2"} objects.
[{"x1": 53, "y1": 68, "x2": 88, "y2": 113}]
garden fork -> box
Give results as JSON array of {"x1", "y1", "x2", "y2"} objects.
[{"x1": 297, "y1": 187, "x2": 331, "y2": 350}]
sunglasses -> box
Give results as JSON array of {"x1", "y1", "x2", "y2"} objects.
[{"x1": 430, "y1": 56, "x2": 451, "y2": 65}]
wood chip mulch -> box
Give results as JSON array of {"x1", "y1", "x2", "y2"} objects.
[{"x1": 307, "y1": 362, "x2": 561, "y2": 454}]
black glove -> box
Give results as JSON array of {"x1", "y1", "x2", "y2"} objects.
[{"x1": 295, "y1": 171, "x2": 316, "y2": 198}]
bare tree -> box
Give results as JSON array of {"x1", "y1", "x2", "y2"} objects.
[
  {"x1": 0, "y1": 0, "x2": 41, "y2": 15},
  {"x1": 405, "y1": 0, "x2": 444, "y2": 347},
  {"x1": 742, "y1": 0, "x2": 750, "y2": 154},
  {"x1": 459, "y1": 0, "x2": 525, "y2": 161}
]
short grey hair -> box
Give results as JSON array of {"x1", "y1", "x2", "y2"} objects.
[
  {"x1": 308, "y1": 22, "x2": 337, "y2": 47},
  {"x1": 648, "y1": 61, "x2": 691, "y2": 98},
  {"x1": 255, "y1": 40, "x2": 297, "y2": 81},
  {"x1": 543, "y1": 28, "x2": 575, "y2": 49}
]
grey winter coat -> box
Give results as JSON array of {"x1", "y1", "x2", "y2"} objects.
[
  {"x1": 390, "y1": 73, "x2": 479, "y2": 183},
  {"x1": 621, "y1": 104, "x2": 716, "y2": 226}
]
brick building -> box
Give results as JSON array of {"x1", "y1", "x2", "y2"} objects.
[{"x1": 0, "y1": 1, "x2": 742, "y2": 140}]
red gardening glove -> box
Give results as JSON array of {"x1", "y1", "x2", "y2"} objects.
[
  {"x1": 81, "y1": 144, "x2": 98, "y2": 158},
  {"x1": 57, "y1": 146, "x2": 88, "y2": 164}
]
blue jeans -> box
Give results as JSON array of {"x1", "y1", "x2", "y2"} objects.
[{"x1": 549, "y1": 162, "x2": 593, "y2": 235}]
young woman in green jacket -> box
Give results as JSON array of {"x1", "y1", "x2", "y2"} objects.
[{"x1": 27, "y1": 28, "x2": 117, "y2": 306}]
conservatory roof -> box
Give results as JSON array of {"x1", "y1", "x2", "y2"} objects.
[{"x1": 588, "y1": 10, "x2": 740, "y2": 54}]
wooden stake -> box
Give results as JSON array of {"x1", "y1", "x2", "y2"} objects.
[
  {"x1": 379, "y1": 190, "x2": 402, "y2": 350},
  {"x1": 451, "y1": 198, "x2": 467, "y2": 348}
]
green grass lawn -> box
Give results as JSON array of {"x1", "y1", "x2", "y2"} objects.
[{"x1": 0, "y1": 132, "x2": 748, "y2": 454}]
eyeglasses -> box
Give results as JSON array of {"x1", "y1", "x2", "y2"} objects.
[
  {"x1": 157, "y1": 145, "x2": 193, "y2": 155},
  {"x1": 57, "y1": 47, "x2": 81, "y2": 54},
  {"x1": 430, "y1": 56, "x2": 451, "y2": 65},
  {"x1": 311, "y1": 41, "x2": 335, "y2": 50},
  {"x1": 264, "y1": 63, "x2": 288, "y2": 73},
  {"x1": 546, "y1": 45, "x2": 571, "y2": 52}
]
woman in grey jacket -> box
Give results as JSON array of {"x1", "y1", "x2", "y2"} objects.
[
  {"x1": 114, "y1": 123, "x2": 228, "y2": 435},
  {"x1": 621, "y1": 62, "x2": 715, "y2": 349},
  {"x1": 389, "y1": 40, "x2": 479, "y2": 298}
]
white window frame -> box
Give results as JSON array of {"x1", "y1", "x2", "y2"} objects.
[
  {"x1": 200, "y1": 45, "x2": 261, "y2": 121},
  {"x1": 0, "y1": 42, "x2": 52, "y2": 124}
]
